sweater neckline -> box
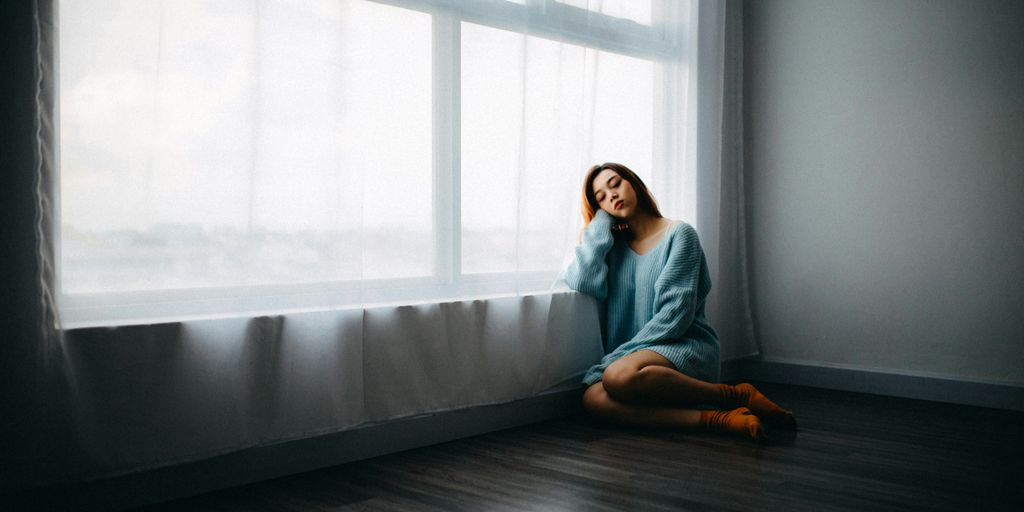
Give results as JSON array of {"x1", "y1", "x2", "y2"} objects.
[{"x1": 626, "y1": 221, "x2": 682, "y2": 257}]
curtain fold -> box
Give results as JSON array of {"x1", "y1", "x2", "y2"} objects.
[
  {"x1": 691, "y1": 0, "x2": 757, "y2": 360},
  {"x1": 32, "y1": 0, "x2": 59, "y2": 354},
  {"x1": 49, "y1": 293, "x2": 602, "y2": 483}
]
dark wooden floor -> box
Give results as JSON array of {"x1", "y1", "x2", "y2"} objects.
[{"x1": 137, "y1": 383, "x2": 1024, "y2": 511}]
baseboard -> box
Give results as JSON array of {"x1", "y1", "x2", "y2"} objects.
[
  {"x1": 735, "y1": 358, "x2": 1024, "y2": 412},
  {"x1": 12, "y1": 387, "x2": 584, "y2": 512}
]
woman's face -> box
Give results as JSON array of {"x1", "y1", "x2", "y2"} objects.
[{"x1": 591, "y1": 169, "x2": 637, "y2": 219}]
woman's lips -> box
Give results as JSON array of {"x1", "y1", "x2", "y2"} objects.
[{"x1": 614, "y1": 200, "x2": 624, "y2": 209}]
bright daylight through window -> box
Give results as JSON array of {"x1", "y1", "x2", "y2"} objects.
[{"x1": 56, "y1": 0, "x2": 679, "y2": 326}]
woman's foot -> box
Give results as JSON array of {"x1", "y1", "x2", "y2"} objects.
[
  {"x1": 699, "y1": 407, "x2": 768, "y2": 443},
  {"x1": 716, "y1": 383, "x2": 797, "y2": 430}
]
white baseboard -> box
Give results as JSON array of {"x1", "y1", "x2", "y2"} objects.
[{"x1": 730, "y1": 357, "x2": 1024, "y2": 412}]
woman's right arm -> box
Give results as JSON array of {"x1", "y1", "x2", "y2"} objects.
[{"x1": 561, "y1": 209, "x2": 615, "y2": 301}]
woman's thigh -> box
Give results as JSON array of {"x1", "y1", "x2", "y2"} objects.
[
  {"x1": 605, "y1": 349, "x2": 677, "y2": 376},
  {"x1": 601, "y1": 349, "x2": 678, "y2": 395}
]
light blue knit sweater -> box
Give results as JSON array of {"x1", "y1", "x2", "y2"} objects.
[{"x1": 562, "y1": 209, "x2": 721, "y2": 386}]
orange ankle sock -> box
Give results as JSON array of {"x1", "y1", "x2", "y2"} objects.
[
  {"x1": 716, "y1": 383, "x2": 797, "y2": 430},
  {"x1": 699, "y1": 407, "x2": 767, "y2": 443}
]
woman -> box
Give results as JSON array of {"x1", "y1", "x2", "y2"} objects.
[{"x1": 563, "y1": 163, "x2": 796, "y2": 442}]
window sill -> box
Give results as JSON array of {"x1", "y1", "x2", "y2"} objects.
[{"x1": 59, "y1": 273, "x2": 571, "y2": 329}]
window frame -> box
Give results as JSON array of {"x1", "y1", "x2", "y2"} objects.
[{"x1": 55, "y1": 0, "x2": 686, "y2": 328}]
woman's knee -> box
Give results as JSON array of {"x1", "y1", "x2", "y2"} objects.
[
  {"x1": 581, "y1": 382, "x2": 610, "y2": 415},
  {"x1": 601, "y1": 350, "x2": 675, "y2": 401},
  {"x1": 601, "y1": 362, "x2": 640, "y2": 401}
]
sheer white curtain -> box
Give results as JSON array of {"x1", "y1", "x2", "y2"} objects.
[
  {"x1": 32, "y1": 0, "x2": 748, "y2": 486},
  {"x1": 47, "y1": 0, "x2": 686, "y2": 328}
]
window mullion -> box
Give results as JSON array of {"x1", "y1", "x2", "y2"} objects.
[{"x1": 432, "y1": 12, "x2": 461, "y2": 287}]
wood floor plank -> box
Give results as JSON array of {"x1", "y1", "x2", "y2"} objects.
[{"x1": 135, "y1": 383, "x2": 1024, "y2": 511}]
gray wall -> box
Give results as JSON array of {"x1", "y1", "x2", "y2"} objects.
[{"x1": 744, "y1": 0, "x2": 1024, "y2": 384}]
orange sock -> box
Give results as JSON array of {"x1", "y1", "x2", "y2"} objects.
[
  {"x1": 699, "y1": 407, "x2": 767, "y2": 443},
  {"x1": 716, "y1": 383, "x2": 797, "y2": 430}
]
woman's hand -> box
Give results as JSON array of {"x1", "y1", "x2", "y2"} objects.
[{"x1": 595, "y1": 209, "x2": 629, "y2": 233}]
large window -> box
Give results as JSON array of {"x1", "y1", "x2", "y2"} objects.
[{"x1": 56, "y1": 0, "x2": 685, "y2": 326}]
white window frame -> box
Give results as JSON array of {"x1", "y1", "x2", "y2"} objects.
[{"x1": 55, "y1": 0, "x2": 687, "y2": 328}]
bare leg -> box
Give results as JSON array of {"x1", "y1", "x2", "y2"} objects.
[
  {"x1": 582, "y1": 380, "x2": 702, "y2": 429},
  {"x1": 582, "y1": 382, "x2": 766, "y2": 442},
  {"x1": 600, "y1": 350, "x2": 796, "y2": 430},
  {"x1": 600, "y1": 350, "x2": 721, "y2": 406}
]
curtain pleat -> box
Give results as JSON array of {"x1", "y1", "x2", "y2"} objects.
[{"x1": 50, "y1": 294, "x2": 600, "y2": 482}]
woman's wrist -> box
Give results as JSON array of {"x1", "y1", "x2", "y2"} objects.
[{"x1": 589, "y1": 210, "x2": 613, "y2": 230}]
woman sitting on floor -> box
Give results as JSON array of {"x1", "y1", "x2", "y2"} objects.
[{"x1": 563, "y1": 162, "x2": 797, "y2": 442}]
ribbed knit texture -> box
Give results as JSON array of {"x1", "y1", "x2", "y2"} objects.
[{"x1": 563, "y1": 209, "x2": 721, "y2": 386}]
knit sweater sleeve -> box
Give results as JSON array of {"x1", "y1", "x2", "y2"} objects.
[
  {"x1": 622, "y1": 224, "x2": 704, "y2": 347},
  {"x1": 561, "y1": 210, "x2": 615, "y2": 301}
]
